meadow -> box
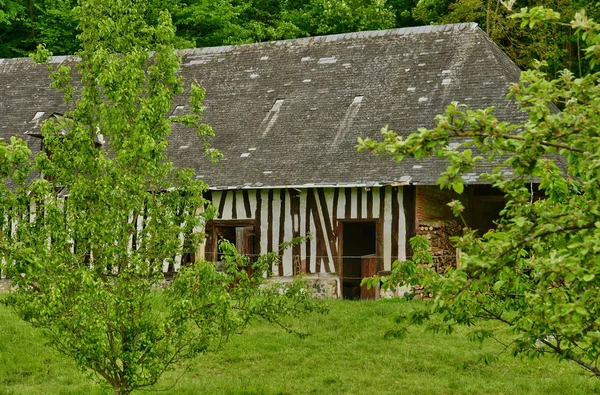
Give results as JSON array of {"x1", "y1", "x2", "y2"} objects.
[{"x1": 1, "y1": 298, "x2": 597, "y2": 394}]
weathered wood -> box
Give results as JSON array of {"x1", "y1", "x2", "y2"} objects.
[
  {"x1": 290, "y1": 190, "x2": 301, "y2": 272},
  {"x1": 282, "y1": 189, "x2": 293, "y2": 276},
  {"x1": 217, "y1": 191, "x2": 226, "y2": 219},
  {"x1": 383, "y1": 186, "x2": 392, "y2": 270},
  {"x1": 231, "y1": 190, "x2": 237, "y2": 219},
  {"x1": 345, "y1": 188, "x2": 351, "y2": 219},
  {"x1": 332, "y1": 188, "x2": 339, "y2": 232},
  {"x1": 356, "y1": 187, "x2": 362, "y2": 219},
  {"x1": 204, "y1": 186, "x2": 407, "y2": 283},
  {"x1": 267, "y1": 189, "x2": 273, "y2": 268},
  {"x1": 243, "y1": 190, "x2": 251, "y2": 219},
  {"x1": 403, "y1": 185, "x2": 416, "y2": 260},
  {"x1": 416, "y1": 219, "x2": 461, "y2": 273},
  {"x1": 351, "y1": 187, "x2": 358, "y2": 219},
  {"x1": 317, "y1": 188, "x2": 338, "y2": 272},
  {"x1": 255, "y1": 189, "x2": 262, "y2": 257},
  {"x1": 391, "y1": 187, "x2": 399, "y2": 261},
  {"x1": 307, "y1": 189, "x2": 323, "y2": 273},
  {"x1": 301, "y1": 189, "x2": 310, "y2": 273},
  {"x1": 360, "y1": 254, "x2": 378, "y2": 300},
  {"x1": 260, "y1": 189, "x2": 269, "y2": 254},
  {"x1": 366, "y1": 188, "x2": 373, "y2": 219},
  {"x1": 278, "y1": 189, "x2": 285, "y2": 276},
  {"x1": 397, "y1": 186, "x2": 407, "y2": 261}
]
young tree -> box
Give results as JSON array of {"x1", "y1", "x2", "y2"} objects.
[
  {"x1": 2, "y1": 0, "x2": 320, "y2": 394},
  {"x1": 360, "y1": 7, "x2": 600, "y2": 377}
]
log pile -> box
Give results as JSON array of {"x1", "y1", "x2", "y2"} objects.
[{"x1": 416, "y1": 220, "x2": 461, "y2": 273}]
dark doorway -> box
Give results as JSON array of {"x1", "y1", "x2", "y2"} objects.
[{"x1": 341, "y1": 221, "x2": 377, "y2": 299}]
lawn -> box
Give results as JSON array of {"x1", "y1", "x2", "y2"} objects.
[{"x1": 1, "y1": 298, "x2": 598, "y2": 394}]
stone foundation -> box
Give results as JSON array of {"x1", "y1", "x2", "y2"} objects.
[
  {"x1": 268, "y1": 274, "x2": 339, "y2": 298},
  {"x1": 0, "y1": 279, "x2": 12, "y2": 293}
]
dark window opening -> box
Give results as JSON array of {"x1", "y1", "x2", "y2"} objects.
[{"x1": 211, "y1": 223, "x2": 255, "y2": 271}]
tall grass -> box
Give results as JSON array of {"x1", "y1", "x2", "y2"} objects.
[{"x1": 1, "y1": 298, "x2": 597, "y2": 394}]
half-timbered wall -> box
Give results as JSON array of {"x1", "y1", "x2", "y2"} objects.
[{"x1": 207, "y1": 186, "x2": 407, "y2": 277}]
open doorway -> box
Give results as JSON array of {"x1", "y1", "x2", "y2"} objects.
[{"x1": 341, "y1": 221, "x2": 377, "y2": 299}]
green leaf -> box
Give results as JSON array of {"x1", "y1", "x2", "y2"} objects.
[
  {"x1": 576, "y1": 306, "x2": 589, "y2": 316},
  {"x1": 452, "y1": 182, "x2": 464, "y2": 194}
]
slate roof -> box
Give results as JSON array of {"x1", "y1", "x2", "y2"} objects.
[{"x1": 0, "y1": 23, "x2": 526, "y2": 190}]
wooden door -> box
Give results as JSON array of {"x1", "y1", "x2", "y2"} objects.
[
  {"x1": 360, "y1": 254, "x2": 378, "y2": 300},
  {"x1": 236, "y1": 226, "x2": 255, "y2": 276}
]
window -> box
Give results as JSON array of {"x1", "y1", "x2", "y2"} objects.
[{"x1": 207, "y1": 220, "x2": 256, "y2": 270}]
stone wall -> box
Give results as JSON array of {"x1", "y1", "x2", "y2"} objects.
[
  {"x1": 0, "y1": 279, "x2": 12, "y2": 293},
  {"x1": 267, "y1": 274, "x2": 339, "y2": 299}
]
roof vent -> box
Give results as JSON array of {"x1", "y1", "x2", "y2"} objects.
[
  {"x1": 32, "y1": 111, "x2": 45, "y2": 122},
  {"x1": 334, "y1": 96, "x2": 364, "y2": 142},
  {"x1": 170, "y1": 105, "x2": 185, "y2": 118},
  {"x1": 318, "y1": 57, "x2": 337, "y2": 64}
]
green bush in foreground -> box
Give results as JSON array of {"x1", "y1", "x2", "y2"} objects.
[{"x1": 360, "y1": 6, "x2": 600, "y2": 377}]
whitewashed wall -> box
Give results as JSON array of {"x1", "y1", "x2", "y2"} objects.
[{"x1": 208, "y1": 186, "x2": 407, "y2": 276}]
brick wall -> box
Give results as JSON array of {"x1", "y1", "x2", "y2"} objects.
[{"x1": 416, "y1": 185, "x2": 465, "y2": 223}]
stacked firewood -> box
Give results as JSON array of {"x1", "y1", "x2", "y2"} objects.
[{"x1": 415, "y1": 220, "x2": 462, "y2": 273}]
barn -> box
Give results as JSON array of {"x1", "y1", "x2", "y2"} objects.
[{"x1": 0, "y1": 23, "x2": 526, "y2": 298}]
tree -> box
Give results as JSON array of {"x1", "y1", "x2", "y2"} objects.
[
  {"x1": 1, "y1": 1, "x2": 321, "y2": 394},
  {"x1": 359, "y1": 7, "x2": 600, "y2": 377},
  {"x1": 410, "y1": 0, "x2": 600, "y2": 77},
  {"x1": 0, "y1": 0, "x2": 80, "y2": 58},
  {"x1": 288, "y1": 0, "x2": 396, "y2": 37}
]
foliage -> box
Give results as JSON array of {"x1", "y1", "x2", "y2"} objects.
[
  {"x1": 411, "y1": 0, "x2": 600, "y2": 76},
  {"x1": 0, "y1": 1, "x2": 321, "y2": 394},
  {"x1": 359, "y1": 7, "x2": 600, "y2": 377},
  {"x1": 2, "y1": 0, "x2": 598, "y2": 80},
  {"x1": 288, "y1": 0, "x2": 396, "y2": 37},
  {"x1": 0, "y1": 0, "x2": 80, "y2": 58}
]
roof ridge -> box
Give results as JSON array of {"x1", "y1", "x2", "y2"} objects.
[
  {"x1": 475, "y1": 28, "x2": 522, "y2": 80},
  {"x1": 181, "y1": 23, "x2": 480, "y2": 56},
  {"x1": 0, "y1": 23, "x2": 480, "y2": 64}
]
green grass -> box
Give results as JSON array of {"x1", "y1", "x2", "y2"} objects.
[{"x1": 1, "y1": 298, "x2": 599, "y2": 394}]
